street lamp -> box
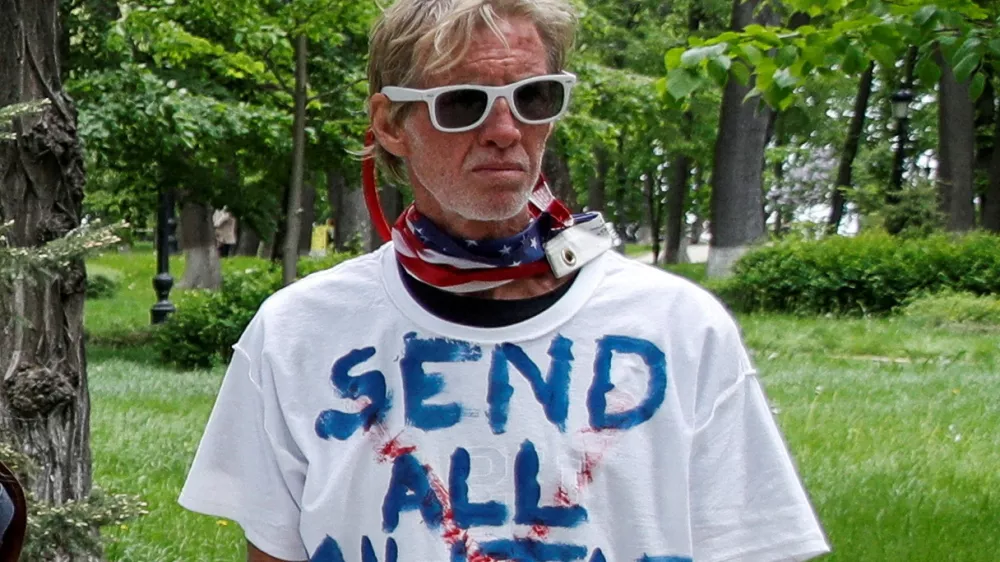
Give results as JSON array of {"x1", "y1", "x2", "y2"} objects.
[
  {"x1": 151, "y1": 187, "x2": 176, "y2": 324},
  {"x1": 886, "y1": 88, "x2": 914, "y2": 234},
  {"x1": 891, "y1": 89, "x2": 914, "y2": 120}
]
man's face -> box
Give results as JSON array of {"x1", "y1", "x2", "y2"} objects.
[{"x1": 391, "y1": 17, "x2": 553, "y2": 228}]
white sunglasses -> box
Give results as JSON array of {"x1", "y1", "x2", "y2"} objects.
[{"x1": 381, "y1": 72, "x2": 577, "y2": 133}]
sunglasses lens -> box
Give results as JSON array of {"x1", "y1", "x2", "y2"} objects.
[
  {"x1": 514, "y1": 80, "x2": 565, "y2": 121},
  {"x1": 435, "y1": 89, "x2": 489, "y2": 129}
]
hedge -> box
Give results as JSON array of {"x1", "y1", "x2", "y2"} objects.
[
  {"x1": 155, "y1": 253, "x2": 356, "y2": 369},
  {"x1": 710, "y1": 232, "x2": 1000, "y2": 316}
]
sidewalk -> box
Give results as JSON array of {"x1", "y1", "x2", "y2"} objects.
[{"x1": 633, "y1": 244, "x2": 709, "y2": 265}]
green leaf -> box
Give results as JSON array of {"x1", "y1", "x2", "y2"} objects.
[
  {"x1": 803, "y1": 45, "x2": 826, "y2": 67},
  {"x1": 755, "y1": 59, "x2": 778, "y2": 92},
  {"x1": 773, "y1": 68, "x2": 799, "y2": 89},
  {"x1": 665, "y1": 68, "x2": 705, "y2": 100},
  {"x1": 777, "y1": 45, "x2": 799, "y2": 67},
  {"x1": 680, "y1": 44, "x2": 728, "y2": 68},
  {"x1": 742, "y1": 44, "x2": 764, "y2": 66},
  {"x1": 953, "y1": 53, "x2": 981, "y2": 83},
  {"x1": 731, "y1": 60, "x2": 752, "y2": 86},
  {"x1": 842, "y1": 45, "x2": 865, "y2": 74},
  {"x1": 870, "y1": 44, "x2": 897, "y2": 70},
  {"x1": 665, "y1": 47, "x2": 685, "y2": 70},
  {"x1": 915, "y1": 53, "x2": 942, "y2": 86},
  {"x1": 970, "y1": 72, "x2": 986, "y2": 101},
  {"x1": 707, "y1": 56, "x2": 732, "y2": 86},
  {"x1": 913, "y1": 5, "x2": 938, "y2": 28}
]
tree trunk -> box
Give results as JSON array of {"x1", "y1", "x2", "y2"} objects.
[
  {"x1": 236, "y1": 226, "x2": 260, "y2": 256},
  {"x1": 587, "y1": 146, "x2": 609, "y2": 213},
  {"x1": 336, "y1": 181, "x2": 372, "y2": 252},
  {"x1": 177, "y1": 201, "x2": 221, "y2": 290},
  {"x1": 974, "y1": 65, "x2": 995, "y2": 226},
  {"x1": 0, "y1": 1, "x2": 97, "y2": 560},
  {"x1": 282, "y1": 33, "x2": 309, "y2": 285},
  {"x1": 298, "y1": 177, "x2": 316, "y2": 255},
  {"x1": 644, "y1": 170, "x2": 661, "y2": 265},
  {"x1": 985, "y1": 99, "x2": 1000, "y2": 231},
  {"x1": 665, "y1": 149, "x2": 692, "y2": 264},
  {"x1": 707, "y1": 0, "x2": 776, "y2": 278},
  {"x1": 829, "y1": 61, "x2": 875, "y2": 233},
  {"x1": 937, "y1": 49, "x2": 977, "y2": 232},
  {"x1": 543, "y1": 145, "x2": 574, "y2": 208}
]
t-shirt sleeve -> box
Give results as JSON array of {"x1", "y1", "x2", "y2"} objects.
[
  {"x1": 689, "y1": 319, "x2": 830, "y2": 562},
  {"x1": 178, "y1": 316, "x2": 309, "y2": 561}
]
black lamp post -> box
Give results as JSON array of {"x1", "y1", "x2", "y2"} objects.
[
  {"x1": 886, "y1": 88, "x2": 914, "y2": 234},
  {"x1": 151, "y1": 187, "x2": 176, "y2": 324},
  {"x1": 888, "y1": 89, "x2": 914, "y2": 196}
]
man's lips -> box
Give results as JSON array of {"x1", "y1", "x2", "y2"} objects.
[{"x1": 470, "y1": 163, "x2": 526, "y2": 172}]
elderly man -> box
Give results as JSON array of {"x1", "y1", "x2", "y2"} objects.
[{"x1": 180, "y1": 1, "x2": 831, "y2": 561}]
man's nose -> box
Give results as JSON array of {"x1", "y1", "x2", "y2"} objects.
[{"x1": 478, "y1": 97, "x2": 522, "y2": 148}]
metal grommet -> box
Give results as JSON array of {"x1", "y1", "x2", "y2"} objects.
[{"x1": 562, "y1": 248, "x2": 577, "y2": 266}]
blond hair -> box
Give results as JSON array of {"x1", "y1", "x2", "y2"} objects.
[{"x1": 366, "y1": 0, "x2": 577, "y2": 182}]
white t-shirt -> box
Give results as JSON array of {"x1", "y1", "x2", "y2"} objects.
[{"x1": 179, "y1": 245, "x2": 830, "y2": 562}]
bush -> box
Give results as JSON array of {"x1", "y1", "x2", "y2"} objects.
[
  {"x1": 156, "y1": 253, "x2": 356, "y2": 369},
  {"x1": 0, "y1": 442, "x2": 147, "y2": 562},
  {"x1": 85, "y1": 265, "x2": 121, "y2": 299},
  {"x1": 902, "y1": 291, "x2": 1000, "y2": 328},
  {"x1": 712, "y1": 232, "x2": 1000, "y2": 316}
]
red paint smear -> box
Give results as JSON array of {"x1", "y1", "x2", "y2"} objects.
[
  {"x1": 555, "y1": 486, "x2": 572, "y2": 507},
  {"x1": 531, "y1": 524, "x2": 550, "y2": 539},
  {"x1": 376, "y1": 437, "x2": 416, "y2": 463},
  {"x1": 426, "y1": 464, "x2": 497, "y2": 562}
]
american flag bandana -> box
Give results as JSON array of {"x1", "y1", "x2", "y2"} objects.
[{"x1": 392, "y1": 177, "x2": 606, "y2": 293}]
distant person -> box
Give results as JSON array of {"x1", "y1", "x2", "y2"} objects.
[
  {"x1": 213, "y1": 207, "x2": 237, "y2": 258},
  {"x1": 180, "y1": 1, "x2": 830, "y2": 561}
]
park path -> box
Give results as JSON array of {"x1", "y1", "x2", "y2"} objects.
[{"x1": 632, "y1": 244, "x2": 710, "y2": 265}]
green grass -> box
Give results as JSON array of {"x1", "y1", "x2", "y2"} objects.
[{"x1": 83, "y1": 250, "x2": 1000, "y2": 561}]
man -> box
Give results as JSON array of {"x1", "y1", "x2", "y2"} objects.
[{"x1": 180, "y1": 1, "x2": 831, "y2": 561}]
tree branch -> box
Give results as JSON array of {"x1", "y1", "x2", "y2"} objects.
[
  {"x1": 262, "y1": 44, "x2": 293, "y2": 95},
  {"x1": 307, "y1": 78, "x2": 367, "y2": 103}
]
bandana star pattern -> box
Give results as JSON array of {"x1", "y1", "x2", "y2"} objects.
[{"x1": 392, "y1": 178, "x2": 599, "y2": 293}]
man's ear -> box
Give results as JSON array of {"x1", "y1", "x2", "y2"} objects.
[{"x1": 370, "y1": 94, "x2": 409, "y2": 158}]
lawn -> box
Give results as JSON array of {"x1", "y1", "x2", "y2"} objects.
[{"x1": 84, "y1": 250, "x2": 1000, "y2": 561}]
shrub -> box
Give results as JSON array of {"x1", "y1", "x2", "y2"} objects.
[
  {"x1": 712, "y1": 232, "x2": 1000, "y2": 315},
  {"x1": 902, "y1": 291, "x2": 1000, "y2": 328},
  {"x1": 156, "y1": 253, "x2": 356, "y2": 369},
  {"x1": 85, "y1": 265, "x2": 121, "y2": 299},
  {"x1": 0, "y1": 442, "x2": 147, "y2": 562}
]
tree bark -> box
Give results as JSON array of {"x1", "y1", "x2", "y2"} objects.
[
  {"x1": 332, "y1": 171, "x2": 372, "y2": 252},
  {"x1": 707, "y1": 0, "x2": 776, "y2": 278},
  {"x1": 236, "y1": 226, "x2": 261, "y2": 256},
  {"x1": 177, "y1": 201, "x2": 221, "y2": 290},
  {"x1": 937, "y1": 49, "x2": 977, "y2": 231},
  {"x1": 298, "y1": 177, "x2": 316, "y2": 255},
  {"x1": 282, "y1": 33, "x2": 309, "y2": 285},
  {"x1": 829, "y1": 61, "x2": 875, "y2": 233},
  {"x1": 665, "y1": 148, "x2": 692, "y2": 264},
  {"x1": 985, "y1": 99, "x2": 1000, "y2": 231},
  {"x1": 974, "y1": 64, "x2": 995, "y2": 226},
  {"x1": 543, "y1": 145, "x2": 574, "y2": 208},
  {"x1": 0, "y1": 1, "x2": 97, "y2": 560},
  {"x1": 644, "y1": 169, "x2": 662, "y2": 265},
  {"x1": 587, "y1": 147, "x2": 609, "y2": 213}
]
